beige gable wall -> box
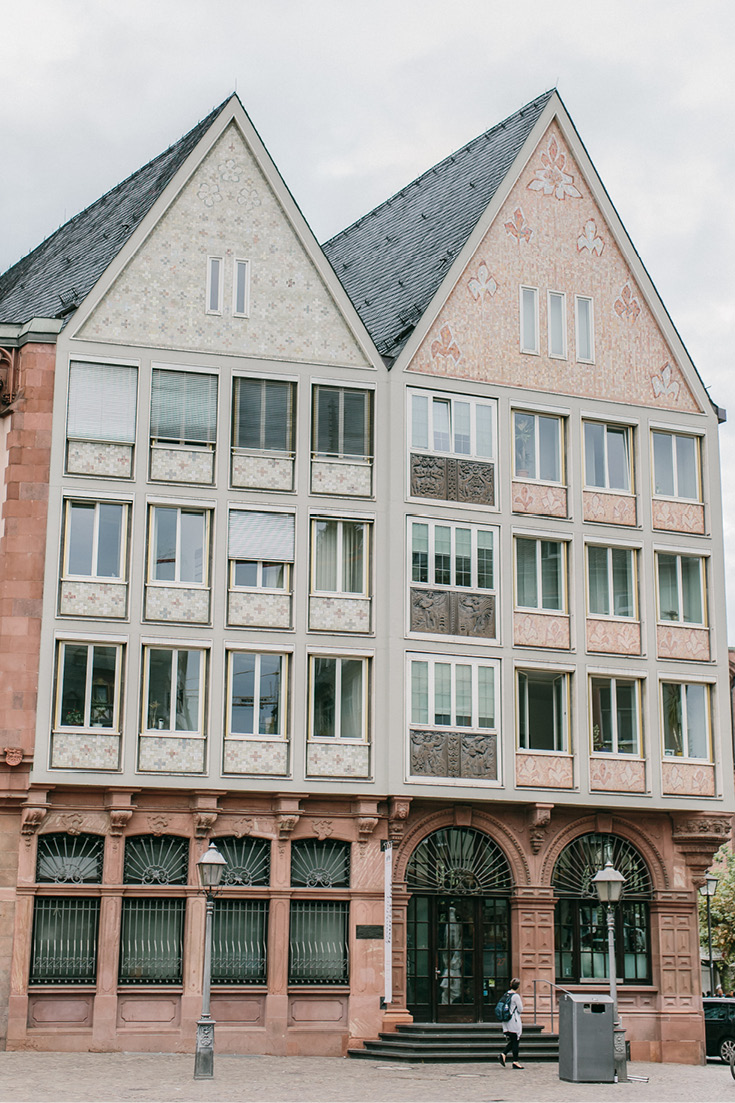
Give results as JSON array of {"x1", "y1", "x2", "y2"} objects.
[
  {"x1": 77, "y1": 123, "x2": 370, "y2": 368},
  {"x1": 408, "y1": 122, "x2": 701, "y2": 413}
]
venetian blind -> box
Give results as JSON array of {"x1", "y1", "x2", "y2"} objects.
[
  {"x1": 228, "y1": 511, "x2": 295, "y2": 562},
  {"x1": 67, "y1": 361, "x2": 138, "y2": 443},
  {"x1": 150, "y1": 369, "x2": 218, "y2": 444}
]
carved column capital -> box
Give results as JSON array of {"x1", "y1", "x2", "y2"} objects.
[
  {"x1": 527, "y1": 803, "x2": 554, "y2": 854},
  {"x1": 388, "y1": 797, "x2": 412, "y2": 842},
  {"x1": 194, "y1": 811, "x2": 219, "y2": 838},
  {"x1": 671, "y1": 812, "x2": 733, "y2": 888},
  {"x1": 108, "y1": 809, "x2": 133, "y2": 837}
]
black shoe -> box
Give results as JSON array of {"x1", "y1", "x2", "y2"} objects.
[
  {"x1": 512, "y1": 1063, "x2": 524, "y2": 1069},
  {"x1": 498, "y1": 1053, "x2": 506, "y2": 1067}
]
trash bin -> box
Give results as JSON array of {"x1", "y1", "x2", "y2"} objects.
[{"x1": 558, "y1": 992, "x2": 615, "y2": 1083}]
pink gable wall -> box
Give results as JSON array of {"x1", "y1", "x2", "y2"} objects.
[{"x1": 407, "y1": 122, "x2": 701, "y2": 414}]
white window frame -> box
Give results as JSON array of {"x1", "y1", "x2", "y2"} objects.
[
  {"x1": 655, "y1": 552, "x2": 706, "y2": 627},
  {"x1": 308, "y1": 654, "x2": 369, "y2": 743},
  {"x1": 512, "y1": 410, "x2": 564, "y2": 484},
  {"x1": 589, "y1": 675, "x2": 642, "y2": 756},
  {"x1": 514, "y1": 535, "x2": 567, "y2": 612},
  {"x1": 408, "y1": 388, "x2": 496, "y2": 462},
  {"x1": 520, "y1": 285, "x2": 539, "y2": 354},
  {"x1": 148, "y1": 505, "x2": 210, "y2": 587},
  {"x1": 409, "y1": 517, "x2": 496, "y2": 593},
  {"x1": 54, "y1": 641, "x2": 123, "y2": 733},
  {"x1": 312, "y1": 384, "x2": 373, "y2": 461},
  {"x1": 585, "y1": 544, "x2": 638, "y2": 619},
  {"x1": 62, "y1": 499, "x2": 128, "y2": 581},
  {"x1": 575, "y1": 295, "x2": 595, "y2": 363},
  {"x1": 206, "y1": 256, "x2": 224, "y2": 315},
  {"x1": 583, "y1": 420, "x2": 633, "y2": 492},
  {"x1": 651, "y1": 430, "x2": 702, "y2": 501},
  {"x1": 310, "y1": 518, "x2": 370, "y2": 597},
  {"x1": 142, "y1": 646, "x2": 206, "y2": 737},
  {"x1": 408, "y1": 653, "x2": 499, "y2": 736},
  {"x1": 660, "y1": 680, "x2": 712, "y2": 761},
  {"x1": 232, "y1": 258, "x2": 251, "y2": 318},
  {"x1": 231, "y1": 374, "x2": 296, "y2": 456},
  {"x1": 547, "y1": 290, "x2": 567, "y2": 359},
  {"x1": 517, "y1": 668, "x2": 570, "y2": 752},
  {"x1": 230, "y1": 559, "x2": 291, "y2": 593},
  {"x1": 226, "y1": 650, "x2": 288, "y2": 740}
]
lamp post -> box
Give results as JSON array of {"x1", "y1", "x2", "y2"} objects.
[
  {"x1": 193, "y1": 842, "x2": 226, "y2": 1080},
  {"x1": 699, "y1": 873, "x2": 719, "y2": 996},
  {"x1": 592, "y1": 859, "x2": 627, "y2": 1084}
]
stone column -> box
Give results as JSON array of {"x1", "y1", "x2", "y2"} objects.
[
  {"x1": 650, "y1": 893, "x2": 706, "y2": 1064},
  {"x1": 265, "y1": 832, "x2": 291, "y2": 1055},
  {"x1": 347, "y1": 830, "x2": 385, "y2": 1046},
  {"x1": 511, "y1": 889, "x2": 557, "y2": 1028}
]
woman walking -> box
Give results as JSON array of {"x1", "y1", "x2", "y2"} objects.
[{"x1": 498, "y1": 978, "x2": 524, "y2": 1069}]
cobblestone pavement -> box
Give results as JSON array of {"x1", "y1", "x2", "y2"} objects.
[{"x1": 0, "y1": 1053, "x2": 733, "y2": 1103}]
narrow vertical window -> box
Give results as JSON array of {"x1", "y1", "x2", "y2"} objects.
[
  {"x1": 207, "y1": 257, "x2": 223, "y2": 314},
  {"x1": 521, "y1": 287, "x2": 539, "y2": 353},
  {"x1": 548, "y1": 292, "x2": 566, "y2": 358},
  {"x1": 576, "y1": 296, "x2": 594, "y2": 362},
  {"x1": 233, "y1": 259, "x2": 250, "y2": 317}
]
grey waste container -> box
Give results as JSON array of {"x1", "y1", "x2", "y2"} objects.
[{"x1": 558, "y1": 992, "x2": 615, "y2": 1083}]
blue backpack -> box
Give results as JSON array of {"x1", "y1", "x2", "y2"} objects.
[{"x1": 495, "y1": 990, "x2": 513, "y2": 1023}]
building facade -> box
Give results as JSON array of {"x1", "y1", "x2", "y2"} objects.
[{"x1": 0, "y1": 91, "x2": 732, "y2": 1062}]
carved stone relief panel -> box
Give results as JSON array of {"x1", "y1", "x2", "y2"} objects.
[
  {"x1": 586, "y1": 618, "x2": 641, "y2": 655},
  {"x1": 652, "y1": 499, "x2": 705, "y2": 535},
  {"x1": 410, "y1": 454, "x2": 494, "y2": 506},
  {"x1": 662, "y1": 761, "x2": 715, "y2": 797},
  {"x1": 515, "y1": 752, "x2": 573, "y2": 789},
  {"x1": 582, "y1": 490, "x2": 637, "y2": 526},
  {"x1": 589, "y1": 756, "x2": 646, "y2": 793},
  {"x1": 657, "y1": 625, "x2": 710, "y2": 661},
  {"x1": 409, "y1": 729, "x2": 498, "y2": 781},
  {"x1": 410, "y1": 589, "x2": 495, "y2": 638},
  {"x1": 512, "y1": 481, "x2": 567, "y2": 518},
  {"x1": 513, "y1": 612, "x2": 570, "y2": 649}
]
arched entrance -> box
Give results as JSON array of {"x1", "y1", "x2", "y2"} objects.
[{"x1": 405, "y1": 826, "x2": 512, "y2": 1023}]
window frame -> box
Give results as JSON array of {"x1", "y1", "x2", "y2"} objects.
[
  {"x1": 547, "y1": 290, "x2": 567, "y2": 359},
  {"x1": 231, "y1": 375, "x2": 296, "y2": 456},
  {"x1": 651, "y1": 429, "x2": 702, "y2": 501},
  {"x1": 655, "y1": 552, "x2": 707, "y2": 627},
  {"x1": 409, "y1": 388, "x2": 496, "y2": 463},
  {"x1": 661, "y1": 680, "x2": 712, "y2": 761},
  {"x1": 312, "y1": 384, "x2": 373, "y2": 461},
  {"x1": 147, "y1": 505, "x2": 210, "y2": 588},
  {"x1": 232, "y1": 258, "x2": 251, "y2": 318},
  {"x1": 516, "y1": 668, "x2": 570, "y2": 753},
  {"x1": 206, "y1": 256, "x2": 224, "y2": 315},
  {"x1": 226, "y1": 649, "x2": 288, "y2": 741},
  {"x1": 575, "y1": 295, "x2": 595, "y2": 363},
  {"x1": 54, "y1": 641, "x2": 123, "y2": 733},
  {"x1": 149, "y1": 367, "x2": 218, "y2": 450},
  {"x1": 520, "y1": 285, "x2": 540, "y2": 354},
  {"x1": 514, "y1": 535, "x2": 567, "y2": 612},
  {"x1": 589, "y1": 675, "x2": 642, "y2": 757},
  {"x1": 62, "y1": 498, "x2": 129, "y2": 581},
  {"x1": 512, "y1": 410, "x2": 564, "y2": 484},
  {"x1": 585, "y1": 543, "x2": 638, "y2": 620},
  {"x1": 141, "y1": 646, "x2": 206, "y2": 737},
  {"x1": 308, "y1": 654, "x2": 369, "y2": 743},
  {"x1": 583, "y1": 420, "x2": 633, "y2": 493},
  {"x1": 310, "y1": 517, "x2": 371, "y2": 597},
  {"x1": 408, "y1": 653, "x2": 499, "y2": 737}
]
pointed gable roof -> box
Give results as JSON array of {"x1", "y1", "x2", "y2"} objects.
[
  {"x1": 322, "y1": 91, "x2": 553, "y2": 360},
  {"x1": 0, "y1": 99, "x2": 231, "y2": 324}
]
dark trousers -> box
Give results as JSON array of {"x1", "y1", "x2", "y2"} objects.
[{"x1": 503, "y1": 1031, "x2": 519, "y2": 1062}]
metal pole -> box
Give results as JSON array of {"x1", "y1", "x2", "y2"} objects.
[
  {"x1": 707, "y1": 893, "x2": 715, "y2": 995},
  {"x1": 607, "y1": 903, "x2": 628, "y2": 1083},
  {"x1": 194, "y1": 892, "x2": 215, "y2": 1079},
  {"x1": 381, "y1": 840, "x2": 393, "y2": 1006}
]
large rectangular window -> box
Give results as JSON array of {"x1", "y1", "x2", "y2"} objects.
[
  {"x1": 212, "y1": 900, "x2": 267, "y2": 984},
  {"x1": 30, "y1": 897, "x2": 100, "y2": 985},
  {"x1": 312, "y1": 519, "x2": 369, "y2": 595},
  {"x1": 313, "y1": 386, "x2": 372, "y2": 459},
  {"x1": 228, "y1": 510, "x2": 294, "y2": 592},
  {"x1": 119, "y1": 899, "x2": 185, "y2": 985},
  {"x1": 591, "y1": 677, "x2": 641, "y2": 755},
  {"x1": 520, "y1": 286, "x2": 539, "y2": 353},
  {"x1": 55, "y1": 642, "x2": 121, "y2": 731},
  {"x1": 233, "y1": 377, "x2": 295, "y2": 454},
  {"x1": 652, "y1": 431, "x2": 701, "y2": 500},
  {"x1": 584, "y1": 422, "x2": 631, "y2": 492},
  {"x1": 289, "y1": 901, "x2": 349, "y2": 985},
  {"x1": 143, "y1": 648, "x2": 205, "y2": 734},
  {"x1": 515, "y1": 537, "x2": 565, "y2": 611},
  {"x1": 410, "y1": 390, "x2": 495, "y2": 460},
  {"x1": 67, "y1": 361, "x2": 138, "y2": 445},
  {"x1": 310, "y1": 657, "x2": 367, "y2": 741},
  {"x1": 410, "y1": 656, "x2": 497, "y2": 732},
  {"x1": 228, "y1": 651, "x2": 286, "y2": 738},
  {"x1": 662, "y1": 682, "x2": 710, "y2": 759},
  {"x1": 410, "y1": 519, "x2": 494, "y2": 590},
  {"x1": 517, "y1": 670, "x2": 569, "y2": 751},
  {"x1": 657, "y1": 554, "x2": 705, "y2": 625},
  {"x1": 587, "y1": 546, "x2": 636, "y2": 618},
  {"x1": 149, "y1": 506, "x2": 208, "y2": 585},
  {"x1": 150, "y1": 369, "x2": 218, "y2": 447},
  {"x1": 548, "y1": 291, "x2": 566, "y2": 358},
  {"x1": 513, "y1": 411, "x2": 562, "y2": 482},
  {"x1": 63, "y1": 500, "x2": 127, "y2": 579}
]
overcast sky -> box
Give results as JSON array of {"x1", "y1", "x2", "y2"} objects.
[{"x1": 3, "y1": 0, "x2": 735, "y2": 633}]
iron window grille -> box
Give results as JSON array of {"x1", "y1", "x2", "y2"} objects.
[
  {"x1": 290, "y1": 839, "x2": 350, "y2": 888},
  {"x1": 30, "y1": 897, "x2": 100, "y2": 985},
  {"x1": 123, "y1": 835, "x2": 189, "y2": 885},
  {"x1": 36, "y1": 833, "x2": 104, "y2": 884},
  {"x1": 119, "y1": 898, "x2": 185, "y2": 985},
  {"x1": 214, "y1": 837, "x2": 271, "y2": 887},
  {"x1": 211, "y1": 899, "x2": 268, "y2": 984},
  {"x1": 406, "y1": 827, "x2": 513, "y2": 895},
  {"x1": 289, "y1": 901, "x2": 349, "y2": 985}
]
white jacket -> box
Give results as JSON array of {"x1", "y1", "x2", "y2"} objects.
[{"x1": 505, "y1": 991, "x2": 523, "y2": 1036}]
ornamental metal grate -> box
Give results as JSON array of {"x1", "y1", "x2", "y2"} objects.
[
  {"x1": 289, "y1": 901, "x2": 349, "y2": 985},
  {"x1": 36, "y1": 833, "x2": 104, "y2": 884},
  {"x1": 406, "y1": 827, "x2": 512, "y2": 895},
  {"x1": 552, "y1": 833, "x2": 653, "y2": 899},
  {"x1": 123, "y1": 835, "x2": 189, "y2": 885},
  {"x1": 214, "y1": 837, "x2": 270, "y2": 887},
  {"x1": 30, "y1": 897, "x2": 100, "y2": 984},
  {"x1": 211, "y1": 900, "x2": 268, "y2": 984},
  {"x1": 118, "y1": 898, "x2": 185, "y2": 984},
  {"x1": 291, "y1": 839, "x2": 350, "y2": 888}
]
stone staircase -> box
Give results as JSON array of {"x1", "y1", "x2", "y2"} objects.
[{"x1": 349, "y1": 1021, "x2": 560, "y2": 1062}]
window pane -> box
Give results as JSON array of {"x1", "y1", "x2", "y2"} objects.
[
  {"x1": 526, "y1": 674, "x2": 557, "y2": 751},
  {"x1": 151, "y1": 370, "x2": 217, "y2": 444},
  {"x1": 147, "y1": 650, "x2": 172, "y2": 730},
  {"x1": 454, "y1": 529, "x2": 471, "y2": 587},
  {"x1": 685, "y1": 683, "x2": 708, "y2": 759},
  {"x1": 584, "y1": 422, "x2": 605, "y2": 487},
  {"x1": 518, "y1": 672, "x2": 528, "y2": 748},
  {"x1": 263, "y1": 381, "x2": 293, "y2": 452},
  {"x1": 289, "y1": 901, "x2": 348, "y2": 984},
  {"x1": 175, "y1": 651, "x2": 200, "y2": 731},
  {"x1": 314, "y1": 520, "x2": 338, "y2": 592},
  {"x1": 342, "y1": 390, "x2": 367, "y2": 457},
  {"x1": 119, "y1": 899, "x2": 184, "y2": 985},
  {"x1": 233, "y1": 561, "x2": 258, "y2": 587},
  {"x1": 478, "y1": 666, "x2": 494, "y2": 728},
  {"x1": 662, "y1": 682, "x2": 683, "y2": 756},
  {"x1": 606, "y1": 427, "x2": 630, "y2": 491},
  {"x1": 538, "y1": 416, "x2": 560, "y2": 482},
  {"x1": 412, "y1": 394, "x2": 429, "y2": 449},
  {"x1": 259, "y1": 655, "x2": 282, "y2": 736},
  {"x1": 475, "y1": 404, "x2": 493, "y2": 458},
  {"x1": 60, "y1": 644, "x2": 88, "y2": 727},
  {"x1": 434, "y1": 664, "x2": 451, "y2": 725},
  {"x1": 455, "y1": 665, "x2": 472, "y2": 727},
  {"x1": 514, "y1": 413, "x2": 536, "y2": 478},
  {"x1": 680, "y1": 558, "x2": 703, "y2": 624},
  {"x1": 97, "y1": 504, "x2": 123, "y2": 578},
  {"x1": 435, "y1": 527, "x2": 451, "y2": 585},
  {"x1": 412, "y1": 524, "x2": 429, "y2": 583},
  {"x1": 652, "y1": 432, "x2": 675, "y2": 496},
  {"x1": 615, "y1": 681, "x2": 637, "y2": 754},
  {"x1": 522, "y1": 288, "x2": 537, "y2": 351},
  {"x1": 90, "y1": 646, "x2": 116, "y2": 728},
  {"x1": 153, "y1": 508, "x2": 177, "y2": 582},
  {"x1": 549, "y1": 293, "x2": 565, "y2": 356},
  {"x1": 67, "y1": 503, "x2": 95, "y2": 576},
  {"x1": 234, "y1": 260, "x2": 248, "y2": 315},
  {"x1": 411, "y1": 661, "x2": 429, "y2": 724},
  {"x1": 591, "y1": 678, "x2": 612, "y2": 752},
  {"x1": 675, "y1": 435, "x2": 698, "y2": 499},
  {"x1": 340, "y1": 660, "x2": 363, "y2": 739},
  {"x1": 231, "y1": 652, "x2": 255, "y2": 734},
  {"x1": 315, "y1": 388, "x2": 340, "y2": 455},
  {"x1": 313, "y1": 658, "x2": 336, "y2": 738},
  {"x1": 30, "y1": 898, "x2": 100, "y2": 984},
  {"x1": 588, "y1": 546, "x2": 610, "y2": 616},
  {"x1": 540, "y1": 541, "x2": 562, "y2": 610},
  {"x1": 657, "y1": 555, "x2": 679, "y2": 620},
  {"x1": 433, "y1": 399, "x2": 451, "y2": 452},
  {"x1": 477, "y1": 530, "x2": 493, "y2": 589},
  {"x1": 179, "y1": 511, "x2": 204, "y2": 584},
  {"x1": 577, "y1": 297, "x2": 592, "y2": 360},
  {"x1": 342, "y1": 523, "x2": 364, "y2": 594},
  {"x1": 516, "y1": 538, "x2": 538, "y2": 608},
  {"x1": 612, "y1": 548, "x2": 634, "y2": 617},
  {"x1": 453, "y1": 402, "x2": 471, "y2": 454},
  {"x1": 208, "y1": 258, "x2": 221, "y2": 311},
  {"x1": 261, "y1": 563, "x2": 285, "y2": 588},
  {"x1": 553, "y1": 676, "x2": 566, "y2": 751}
]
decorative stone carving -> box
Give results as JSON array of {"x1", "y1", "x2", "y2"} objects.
[
  {"x1": 409, "y1": 729, "x2": 497, "y2": 781},
  {"x1": 147, "y1": 815, "x2": 169, "y2": 835},
  {"x1": 512, "y1": 481, "x2": 567, "y2": 518},
  {"x1": 671, "y1": 814, "x2": 732, "y2": 888},
  {"x1": 527, "y1": 804, "x2": 554, "y2": 854},
  {"x1": 589, "y1": 757, "x2": 646, "y2": 793},
  {"x1": 586, "y1": 618, "x2": 641, "y2": 655},
  {"x1": 278, "y1": 814, "x2": 299, "y2": 840},
  {"x1": 194, "y1": 811, "x2": 218, "y2": 838},
  {"x1": 357, "y1": 816, "x2": 379, "y2": 842},
  {"x1": 410, "y1": 453, "x2": 494, "y2": 506},
  {"x1": 657, "y1": 624, "x2": 710, "y2": 662},
  {"x1": 662, "y1": 761, "x2": 715, "y2": 797},
  {"x1": 410, "y1": 589, "x2": 495, "y2": 638},
  {"x1": 515, "y1": 752, "x2": 574, "y2": 789},
  {"x1": 109, "y1": 809, "x2": 133, "y2": 836},
  {"x1": 652, "y1": 499, "x2": 705, "y2": 535},
  {"x1": 4, "y1": 747, "x2": 23, "y2": 766},
  {"x1": 514, "y1": 611, "x2": 570, "y2": 649},
  {"x1": 21, "y1": 806, "x2": 48, "y2": 842},
  {"x1": 230, "y1": 816, "x2": 254, "y2": 837},
  {"x1": 60, "y1": 813, "x2": 86, "y2": 836},
  {"x1": 582, "y1": 490, "x2": 637, "y2": 526},
  {"x1": 312, "y1": 819, "x2": 334, "y2": 840},
  {"x1": 388, "y1": 797, "x2": 411, "y2": 842}
]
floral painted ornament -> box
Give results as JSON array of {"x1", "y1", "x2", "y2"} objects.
[{"x1": 527, "y1": 137, "x2": 582, "y2": 200}]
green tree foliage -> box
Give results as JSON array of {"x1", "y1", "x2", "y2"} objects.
[{"x1": 699, "y1": 844, "x2": 735, "y2": 988}]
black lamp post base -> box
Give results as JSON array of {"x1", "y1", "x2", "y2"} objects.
[{"x1": 193, "y1": 1018, "x2": 215, "y2": 1079}]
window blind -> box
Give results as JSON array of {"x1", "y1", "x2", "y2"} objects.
[
  {"x1": 150, "y1": 369, "x2": 218, "y2": 444},
  {"x1": 233, "y1": 378, "x2": 293, "y2": 452},
  {"x1": 67, "y1": 361, "x2": 138, "y2": 443},
  {"x1": 229, "y1": 511, "x2": 295, "y2": 562}
]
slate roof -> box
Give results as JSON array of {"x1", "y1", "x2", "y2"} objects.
[
  {"x1": 0, "y1": 99, "x2": 230, "y2": 324},
  {"x1": 322, "y1": 91, "x2": 553, "y2": 361}
]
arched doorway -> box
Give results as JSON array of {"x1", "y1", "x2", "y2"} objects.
[{"x1": 405, "y1": 826, "x2": 513, "y2": 1022}]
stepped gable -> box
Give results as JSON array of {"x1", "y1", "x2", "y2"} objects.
[
  {"x1": 0, "y1": 99, "x2": 230, "y2": 323},
  {"x1": 322, "y1": 91, "x2": 553, "y2": 360}
]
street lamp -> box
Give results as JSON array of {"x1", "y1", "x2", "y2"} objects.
[
  {"x1": 592, "y1": 859, "x2": 627, "y2": 1084},
  {"x1": 193, "y1": 842, "x2": 227, "y2": 1080},
  {"x1": 699, "y1": 873, "x2": 719, "y2": 996}
]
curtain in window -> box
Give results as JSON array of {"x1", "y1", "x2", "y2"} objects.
[
  {"x1": 67, "y1": 362, "x2": 137, "y2": 443},
  {"x1": 612, "y1": 549, "x2": 633, "y2": 616},
  {"x1": 675, "y1": 435, "x2": 698, "y2": 499},
  {"x1": 341, "y1": 523, "x2": 364, "y2": 593},
  {"x1": 314, "y1": 520, "x2": 338, "y2": 591},
  {"x1": 657, "y1": 554, "x2": 679, "y2": 620},
  {"x1": 313, "y1": 658, "x2": 336, "y2": 738},
  {"x1": 540, "y1": 541, "x2": 561, "y2": 610},
  {"x1": 150, "y1": 370, "x2": 217, "y2": 444},
  {"x1": 588, "y1": 546, "x2": 609, "y2": 615},
  {"x1": 434, "y1": 664, "x2": 451, "y2": 725},
  {"x1": 516, "y1": 538, "x2": 538, "y2": 607},
  {"x1": 680, "y1": 557, "x2": 702, "y2": 623},
  {"x1": 340, "y1": 660, "x2": 363, "y2": 739},
  {"x1": 685, "y1": 683, "x2": 708, "y2": 758},
  {"x1": 538, "y1": 416, "x2": 560, "y2": 481}
]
